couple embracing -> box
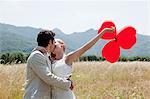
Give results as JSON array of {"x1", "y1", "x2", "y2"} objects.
[{"x1": 23, "y1": 27, "x2": 114, "y2": 99}]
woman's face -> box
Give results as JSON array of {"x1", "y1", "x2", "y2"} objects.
[{"x1": 52, "y1": 40, "x2": 64, "y2": 60}]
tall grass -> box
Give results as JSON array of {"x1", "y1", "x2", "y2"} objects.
[
  {"x1": 0, "y1": 64, "x2": 25, "y2": 99},
  {"x1": 0, "y1": 62, "x2": 150, "y2": 99}
]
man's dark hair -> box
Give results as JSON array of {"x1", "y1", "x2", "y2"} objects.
[{"x1": 37, "y1": 30, "x2": 55, "y2": 47}]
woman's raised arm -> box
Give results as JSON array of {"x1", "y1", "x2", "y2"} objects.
[{"x1": 65, "y1": 27, "x2": 115, "y2": 65}]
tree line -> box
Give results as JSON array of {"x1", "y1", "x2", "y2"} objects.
[
  {"x1": 0, "y1": 52, "x2": 150, "y2": 65},
  {"x1": 79, "y1": 55, "x2": 150, "y2": 62},
  {"x1": 0, "y1": 52, "x2": 29, "y2": 64}
]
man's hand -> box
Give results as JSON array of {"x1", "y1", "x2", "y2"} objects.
[
  {"x1": 70, "y1": 80, "x2": 74, "y2": 90},
  {"x1": 67, "y1": 78, "x2": 74, "y2": 90}
]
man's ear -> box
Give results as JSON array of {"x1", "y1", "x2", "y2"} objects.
[
  {"x1": 48, "y1": 40, "x2": 52, "y2": 45},
  {"x1": 52, "y1": 39, "x2": 56, "y2": 44}
]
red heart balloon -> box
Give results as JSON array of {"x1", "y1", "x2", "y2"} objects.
[
  {"x1": 102, "y1": 40, "x2": 120, "y2": 63},
  {"x1": 117, "y1": 26, "x2": 136, "y2": 49},
  {"x1": 98, "y1": 21, "x2": 116, "y2": 39},
  {"x1": 99, "y1": 21, "x2": 136, "y2": 63}
]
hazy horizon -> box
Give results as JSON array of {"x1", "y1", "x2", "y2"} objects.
[{"x1": 1, "y1": 22, "x2": 150, "y2": 36}]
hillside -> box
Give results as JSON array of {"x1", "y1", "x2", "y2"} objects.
[{"x1": 0, "y1": 23, "x2": 150, "y2": 56}]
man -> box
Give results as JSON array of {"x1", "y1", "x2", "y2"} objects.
[{"x1": 23, "y1": 30, "x2": 73, "y2": 99}]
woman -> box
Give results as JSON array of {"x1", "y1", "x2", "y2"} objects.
[{"x1": 37, "y1": 27, "x2": 114, "y2": 99}]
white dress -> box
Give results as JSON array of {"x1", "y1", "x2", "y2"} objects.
[{"x1": 52, "y1": 58, "x2": 76, "y2": 99}]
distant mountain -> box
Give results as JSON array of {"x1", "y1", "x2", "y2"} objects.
[
  {"x1": 0, "y1": 23, "x2": 150, "y2": 56},
  {"x1": 0, "y1": 23, "x2": 40, "y2": 52}
]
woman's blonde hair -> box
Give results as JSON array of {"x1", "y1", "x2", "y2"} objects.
[{"x1": 55, "y1": 39, "x2": 65, "y2": 51}]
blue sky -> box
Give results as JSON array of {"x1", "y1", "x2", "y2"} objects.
[{"x1": 0, "y1": 0, "x2": 149, "y2": 35}]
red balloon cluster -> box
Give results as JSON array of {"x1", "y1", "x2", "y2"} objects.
[{"x1": 98, "y1": 21, "x2": 136, "y2": 63}]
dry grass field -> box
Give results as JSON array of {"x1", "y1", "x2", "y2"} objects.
[{"x1": 0, "y1": 62, "x2": 150, "y2": 99}]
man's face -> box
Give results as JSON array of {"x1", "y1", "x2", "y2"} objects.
[
  {"x1": 52, "y1": 40, "x2": 64, "y2": 60},
  {"x1": 48, "y1": 40, "x2": 55, "y2": 53}
]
